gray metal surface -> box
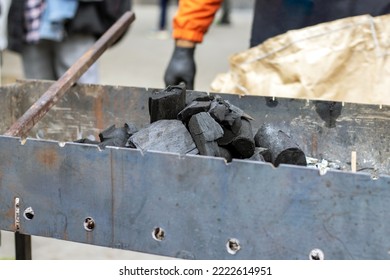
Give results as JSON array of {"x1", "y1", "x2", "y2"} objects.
[
  {"x1": 0, "y1": 136, "x2": 390, "y2": 259},
  {"x1": 1, "y1": 80, "x2": 390, "y2": 259}
]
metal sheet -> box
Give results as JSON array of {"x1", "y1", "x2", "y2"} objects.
[
  {"x1": 1, "y1": 80, "x2": 390, "y2": 259},
  {"x1": 1, "y1": 80, "x2": 389, "y2": 175},
  {"x1": 1, "y1": 136, "x2": 390, "y2": 259}
]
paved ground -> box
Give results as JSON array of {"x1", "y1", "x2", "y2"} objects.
[{"x1": 0, "y1": 4, "x2": 253, "y2": 259}]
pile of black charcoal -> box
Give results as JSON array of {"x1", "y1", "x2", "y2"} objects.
[{"x1": 75, "y1": 83, "x2": 309, "y2": 167}]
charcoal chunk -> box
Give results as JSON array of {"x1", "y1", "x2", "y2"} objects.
[
  {"x1": 74, "y1": 138, "x2": 100, "y2": 145},
  {"x1": 254, "y1": 124, "x2": 307, "y2": 167},
  {"x1": 186, "y1": 91, "x2": 211, "y2": 104},
  {"x1": 217, "y1": 146, "x2": 233, "y2": 162},
  {"x1": 217, "y1": 118, "x2": 255, "y2": 159},
  {"x1": 149, "y1": 82, "x2": 186, "y2": 123},
  {"x1": 209, "y1": 99, "x2": 229, "y2": 123},
  {"x1": 231, "y1": 118, "x2": 255, "y2": 158},
  {"x1": 128, "y1": 119, "x2": 197, "y2": 154},
  {"x1": 98, "y1": 123, "x2": 137, "y2": 148},
  {"x1": 256, "y1": 147, "x2": 272, "y2": 163},
  {"x1": 178, "y1": 100, "x2": 211, "y2": 123},
  {"x1": 188, "y1": 112, "x2": 224, "y2": 156},
  {"x1": 249, "y1": 147, "x2": 266, "y2": 162},
  {"x1": 208, "y1": 97, "x2": 253, "y2": 128},
  {"x1": 217, "y1": 126, "x2": 236, "y2": 146}
]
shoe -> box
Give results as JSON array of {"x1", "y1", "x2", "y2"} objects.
[{"x1": 148, "y1": 30, "x2": 170, "y2": 40}]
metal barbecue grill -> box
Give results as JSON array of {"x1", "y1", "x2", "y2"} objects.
[{"x1": 1, "y1": 79, "x2": 389, "y2": 260}]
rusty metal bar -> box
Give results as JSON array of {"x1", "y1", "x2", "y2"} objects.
[{"x1": 4, "y1": 11, "x2": 136, "y2": 138}]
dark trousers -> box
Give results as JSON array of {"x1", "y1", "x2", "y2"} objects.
[{"x1": 159, "y1": 0, "x2": 169, "y2": 30}]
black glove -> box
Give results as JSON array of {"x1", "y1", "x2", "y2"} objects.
[{"x1": 164, "y1": 45, "x2": 196, "y2": 90}]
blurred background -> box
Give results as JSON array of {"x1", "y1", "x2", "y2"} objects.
[
  {"x1": 1, "y1": 0, "x2": 253, "y2": 90},
  {"x1": 0, "y1": 0, "x2": 253, "y2": 259}
]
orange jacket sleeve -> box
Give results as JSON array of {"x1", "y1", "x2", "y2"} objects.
[{"x1": 173, "y1": 0, "x2": 223, "y2": 43}]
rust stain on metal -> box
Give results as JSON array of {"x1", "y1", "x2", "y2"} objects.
[
  {"x1": 63, "y1": 232, "x2": 69, "y2": 241},
  {"x1": 86, "y1": 231, "x2": 94, "y2": 244},
  {"x1": 94, "y1": 95, "x2": 104, "y2": 130},
  {"x1": 5, "y1": 207, "x2": 14, "y2": 219},
  {"x1": 85, "y1": 85, "x2": 104, "y2": 98},
  {"x1": 36, "y1": 148, "x2": 59, "y2": 168}
]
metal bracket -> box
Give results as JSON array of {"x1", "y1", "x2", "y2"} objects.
[{"x1": 14, "y1": 197, "x2": 20, "y2": 232}]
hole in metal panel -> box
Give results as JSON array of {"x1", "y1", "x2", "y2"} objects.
[
  {"x1": 84, "y1": 217, "x2": 95, "y2": 231},
  {"x1": 23, "y1": 207, "x2": 34, "y2": 220},
  {"x1": 226, "y1": 238, "x2": 241, "y2": 255},
  {"x1": 152, "y1": 227, "x2": 165, "y2": 241}
]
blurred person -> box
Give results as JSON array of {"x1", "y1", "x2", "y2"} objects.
[
  {"x1": 164, "y1": 0, "x2": 390, "y2": 90},
  {"x1": 0, "y1": 0, "x2": 11, "y2": 88},
  {"x1": 217, "y1": 0, "x2": 231, "y2": 25},
  {"x1": 158, "y1": 0, "x2": 170, "y2": 31},
  {"x1": 155, "y1": 0, "x2": 170, "y2": 39},
  {"x1": 155, "y1": 0, "x2": 178, "y2": 40},
  {"x1": 7, "y1": 0, "x2": 131, "y2": 84},
  {"x1": 0, "y1": 0, "x2": 11, "y2": 50}
]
